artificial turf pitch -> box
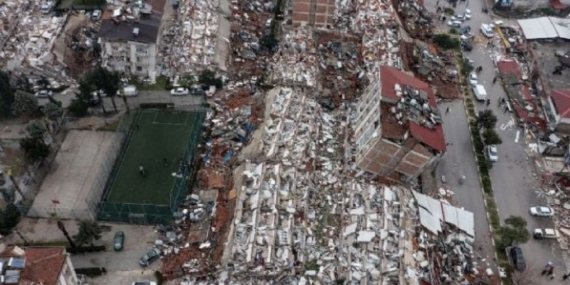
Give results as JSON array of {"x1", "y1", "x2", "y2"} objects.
[{"x1": 106, "y1": 109, "x2": 199, "y2": 205}]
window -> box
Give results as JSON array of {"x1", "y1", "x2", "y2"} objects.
[
  {"x1": 136, "y1": 66, "x2": 143, "y2": 72},
  {"x1": 136, "y1": 47, "x2": 148, "y2": 54},
  {"x1": 136, "y1": 57, "x2": 141, "y2": 62}
]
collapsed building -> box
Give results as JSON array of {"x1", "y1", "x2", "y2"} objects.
[
  {"x1": 0, "y1": 0, "x2": 73, "y2": 86},
  {"x1": 352, "y1": 66, "x2": 446, "y2": 183},
  {"x1": 99, "y1": 0, "x2": 165, "y2": 81}
]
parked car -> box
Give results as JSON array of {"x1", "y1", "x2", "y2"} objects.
[
  {"x1": 485, "y1": 144, "x2": 498, "y2": 162},
  {"x1": 448, "y1": 21, "x2": 462, "y2": 28},
  {"x1": 509, "y1": 247, "x2": 526, "y2": 271},
  {"x1": 35, "y1": 90, "x2": 53, "y2": 98},
  {"x1": 461, "y1": 32, "x2": 475, "y2": 40},
  {"x1": 468, "y1": 72, "x2": 477, "y2": 86},
  {"x1": 529, "y1": 206, "x2": 554, "y2": 217},
  {"x1": 170, "y1": 87, "x2": 189, "y2": 96},
  {"x1": 533, "y1": 228, "x2": 560, "y2": 239},
  {"x1": 113, "y1": 231, "x2": 124, "y2": 251},
  {"x1": 92, "y1": 10, "x2": 102, "y2": 20},
  {"x1": 461, "y1": 40, "x2": 473, "y2": 51},
  {"x1": 480, "y1": 23, "x2": 495, "y2": 38},
  {"x1": 452, "y1": 14, "x2": 465, "y2": 21},
  {"x1": 464, "y1": 9, "x2": 471, "y2": 20},
  {"x1": 459, "y1": 25, "x2": 471, "y2": 34},
  {"x1": 139, "y1": 248, "x2": 161, "y2": 267},
  {"x1": 122, "y1": 85, "x2": 139, "y2": 97}
]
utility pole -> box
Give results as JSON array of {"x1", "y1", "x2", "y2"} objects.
[{"x1": 14, "y1": 229, "x2": 28, "y2": 246}]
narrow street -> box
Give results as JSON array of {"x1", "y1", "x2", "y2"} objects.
[{"x1": 424, "y1": 0, "x2": 569, "y2": 279}]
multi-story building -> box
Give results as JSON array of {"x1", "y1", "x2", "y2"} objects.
[
  {"x1": 353, "y1": 66, "x2": 446, "y2": 182},
  {"x1": 0, "y1": 245, "x2": 79, "y2": 285},
  {"x1": 99, "y1": 0, "x2": 165, "y2": 81}
]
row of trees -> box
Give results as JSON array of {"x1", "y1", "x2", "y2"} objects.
[
  {"x1": 69, "y1": 67, "x2": 122, "y2": 117},
  {"x1": 477, "y1": 109, "x2": 503, "y2": 146}
]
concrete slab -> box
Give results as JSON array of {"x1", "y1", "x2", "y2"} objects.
[{"x1": 29, "y1": 130, "x2": 118, "y2": 220}]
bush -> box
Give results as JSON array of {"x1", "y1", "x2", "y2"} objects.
[
  {"x1": 155, "y1": 271, "x2": 164, "y2": 285},
  {"x1": 66, "y1": 245, "x2": 106, "y2": 254},
  {"x1": 449, "y1": 28, "x2": 458, "y2": 34},
  {"x1": 433, "y1": 34, "x2": 460, "y2": 50}
]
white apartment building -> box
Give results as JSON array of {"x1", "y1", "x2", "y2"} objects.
[{"x1": 98, "y1": 3, "x2": 163, "y2": 81}]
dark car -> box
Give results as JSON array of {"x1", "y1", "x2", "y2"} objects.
[
  {"x1": 509, "y1": 246, "x2": 526, "y2": 271},
  {"x1": 139, "y1": 248, "x2": 161, "y2": 267},
  {"x1": 113, "y1": 231, "x2": 124, "y2": 251}
]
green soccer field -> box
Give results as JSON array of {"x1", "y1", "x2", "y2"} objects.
[{"x1": 106, "y1": 109, "x2": 201, "y2": 205}]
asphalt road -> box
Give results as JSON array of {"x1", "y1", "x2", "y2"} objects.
[
  {"x1": 427, "y1": 0, "x2": 568, "y2": 278},
  {"x1": 38, "y1": 90, "x2": 204, "y2": 109}
]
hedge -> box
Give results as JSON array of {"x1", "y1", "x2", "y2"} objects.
[{"x1": 75, "y1": 267, "x2": 106, "y2": 277}]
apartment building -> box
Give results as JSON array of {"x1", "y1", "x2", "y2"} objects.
[
  {"x1": 0, "y1": 246, "x2": 79, "y2": 285},
  {"x1": 353, "y1": 66, "x2": 446, "y2": 182},
  {"x1": 99, "y1": 0, "x2": 165, "y2": 81}
]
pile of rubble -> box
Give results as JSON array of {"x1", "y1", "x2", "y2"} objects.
[
  {"x1": 158, "y1": 0, "x2": 226, "y2": 76},
  {"x1": 268, "y1": 29, "x2": 317, "y2": 87},
  {"x1": 0, "y1": 3, "x2": 76, "y2": 85}
]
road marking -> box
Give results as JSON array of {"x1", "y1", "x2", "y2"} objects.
[
  {"x1": 500, "y1": 118, "x2": 514, "y2": 130},
  {"x1": 515, "y1": 130, "x2": 520, "y2": 143}
]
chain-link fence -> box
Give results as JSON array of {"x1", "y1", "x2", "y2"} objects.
[{"x1": 92, "y1": 108, "x2": 207, "y2": 224}]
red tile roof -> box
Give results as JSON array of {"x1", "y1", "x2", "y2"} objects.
[
  {"x1": 497, "y1": 59, "x2": 522, "y2": 77},
  {"x1": 551, "y1": 89, "x2": 570, "y2": 118},
  {"x1": 0, "y1": 246, "x2": 67, "y2": 285},
  {"x1": 380, "y1": 66, "x2": 437, "y2": 107},
  {"x1": 551, "y1": 0, "x2": 566, "y2": 10},
  {"x1": 409, "y1": 122, "x2": 447, "y2": 152},
  {"x1": 379, "y1": 66, "x2": 445, "y2": 152}
]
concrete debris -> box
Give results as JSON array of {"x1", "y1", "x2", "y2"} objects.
[{"x1": 0, "y1": 1, "x2": 82, "y2": 88}]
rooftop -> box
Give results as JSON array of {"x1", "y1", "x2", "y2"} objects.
[
  {"x1": 99, "y1": 0, "x2": 165, "y2": 44},
  {"x1": 497, "y1": 58, "x2": 522, "y2": 77},
  {"x1": 530, "y1": 42, "x2": 570, "y2": 93},
  {"x1": 551, "y1": 89, "x2": 570, "y2": 118},
  {"x1": 0, "y1": 246, "x2": 67, "y2": 285},
  {"x1": 379, "y1": 66, "x2": 446, "y2": 152}
]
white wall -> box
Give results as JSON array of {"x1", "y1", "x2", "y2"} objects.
[{"x1": 57, "y1": 255, "x2": 79, "y2": 285}]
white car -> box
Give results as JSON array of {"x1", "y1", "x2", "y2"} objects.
[
  {"x1": 464, "y1": 9, "x2": 471, "y2": 20},
  {"x1": 92, "y1": 10, "x2": 102, "y2": 20},
  {"x1": 35, "y1": 90, "x2": 53, "y2": 98},
  {"x1": 469, "y1": 72, "x2": 478, "y2": 86},
  {"x1": 170, "y1": 87, "x2": 189, "y2": 96},
  {"x1": 529, "y1": 206, "x2": 554, "y2": 217},
  {"x1": 485, "y1": 144, "x2": 498, "y2": 162},
  {"x1": 480, "y1": 24, "x2": 495, "y2": 38},
  {"x1": 448, "y1": 21, "x2": 462, "y2": 28}
]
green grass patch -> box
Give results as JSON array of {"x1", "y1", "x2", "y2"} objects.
[{"x1": 106, "y1": 110, "x2": 202, "y2": 205}]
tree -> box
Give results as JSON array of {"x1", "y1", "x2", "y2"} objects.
[
  {"x1": 26, "y1": 121, "x2": 46, "y2": 142},
  {"x1": 482, "y1": 128, "x2": 503, "y2": 145},
  {"x1": 57, "y1": 220, "x2": 76, "y2": 248},
  {"x1": 0, "y1": 71, "x2": 14, "y2": 118},
  {"x1": 11, "y1": 91, "x2": 38, "y2": 118},
  {"x1": 84, "y1": 67, "x2": 121, "y2": 113},
  {"x1": 68, "y1": 98, "x2": 89, "y2": 117},
  {"x1": 0, "y1": 204, "x2": 21, "y2": 235},
  {"x1": 73, "y1": 220, "x2": 102, "y2": 246},
  {"x1": 43, "y1": 102, "x2": 63, "y2": 121},
  {"x1": 198, "y1": 70, "x2": 223, "y2": 89},
  {"x1": 432, "y1": 34, "x2": 460, "y2": 50},
  {"x1": 477, "y1": 109, "x2": 498, "y2": 129},
  {"x1": 498, "y1": 216, "x2": 529, "y2": 249},
  {"x1": 20, "y1": 136, "x2": 49, "y2": 163}
]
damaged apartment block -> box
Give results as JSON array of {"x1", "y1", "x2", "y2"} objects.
[
  {"x1": 352, "y1": 66, "x2": 446, "y2": 183},
  {"x1": 98, "y1": 0, "x2": 164, "y2": 81}
]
